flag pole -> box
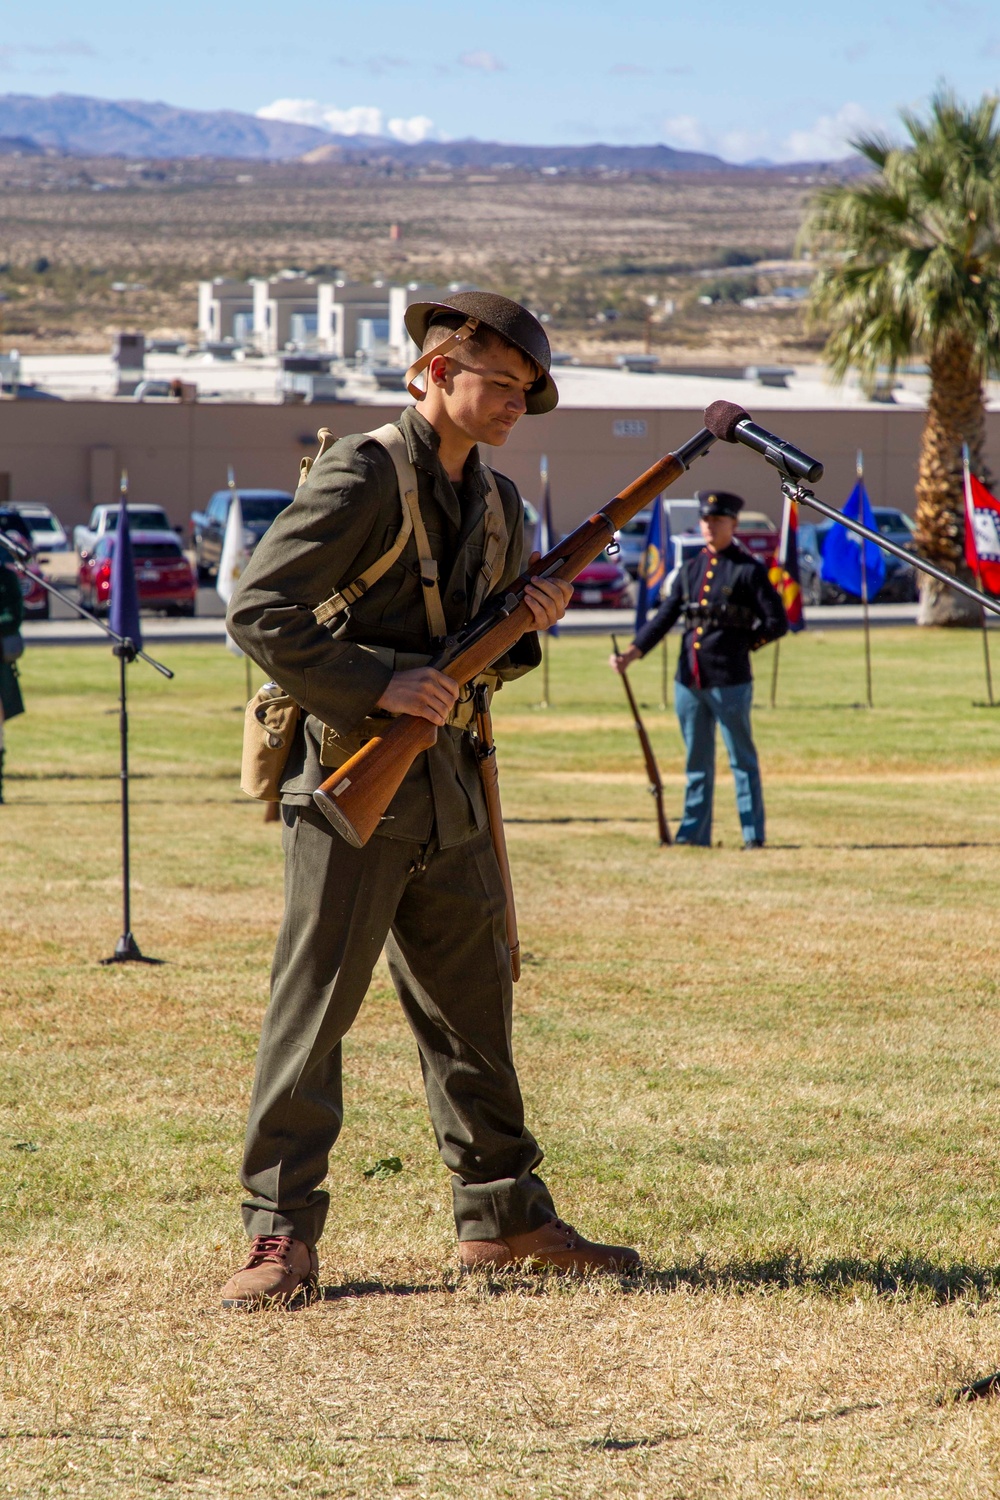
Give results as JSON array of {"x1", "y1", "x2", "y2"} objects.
[
  {"x1": 964, "y1": 444, "x2": 995, "y2": 707},
  {"x1": 769, "y1": 638, "x2": 781, "y2": 708},
  {"x1": 227, "y1": 463, "x2": 252, "y2": 703},
  {"x1": 857, "y1": 450, "x2": 873, "y2": 708}
]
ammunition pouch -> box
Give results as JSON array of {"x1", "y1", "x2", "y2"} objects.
[
  {"x1": 241, "y1": 683, "x2": 301, "y2": 801},
  {"x1": 682, "y1": 602, "x2": 755, "y2": 631}
]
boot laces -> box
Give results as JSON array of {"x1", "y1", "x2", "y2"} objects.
[
  {"x1": 244, "y1": 1234, "x2": 295, "y2": 1269},
  {"x1": 550, "y1": 1217, "x2": 580, "y2": 1248}
]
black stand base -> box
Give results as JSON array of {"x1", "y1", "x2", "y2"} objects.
[{"x1": 100, "y1": 931, "x2": 164, "y2": 966}]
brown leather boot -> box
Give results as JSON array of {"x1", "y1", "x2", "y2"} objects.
[
  {"x1": 459, "y1": 1216, "x2": 640, "y2": 1275},
  {"x1": 220, "y1": 1235, "x2": 319, "y2": 1309}
]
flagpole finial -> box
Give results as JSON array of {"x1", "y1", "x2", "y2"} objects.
[
  {"x1": 119, "y1": 468, "x2": 128, "y2": 497},
  {"x1": 540, "y1": 454, "x2": 548, "y2": 483},
  {"x1": 855, "y1": 449, "x2": 863, "y2": 480},
  {"x1": 227, "y1": 464, "x2": 236, "y2": 490}
]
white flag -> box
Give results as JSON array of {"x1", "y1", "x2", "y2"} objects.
[{"x1": 217, "y1": 490, "x2": 250, "y2": 656}]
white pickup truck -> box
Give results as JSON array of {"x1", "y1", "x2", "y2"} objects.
[{"x1": 73, "y1": 503, "x2": 177, "y2": 556}]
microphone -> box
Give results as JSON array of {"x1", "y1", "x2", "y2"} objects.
[
  {"x1": 704, "y1": 400, "x2": 824, "y2": 484},
  {"x1": 0, "y1": 528, "x2": 34, "y2": 562}
]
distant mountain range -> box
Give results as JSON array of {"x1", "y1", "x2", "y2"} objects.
[{"x1": 0, "y1": 92, "x2": 855, "y2": 174}]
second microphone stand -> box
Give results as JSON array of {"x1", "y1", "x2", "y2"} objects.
[{"x1": 0, "y1": 529, "x2": 174, "y2": 964}]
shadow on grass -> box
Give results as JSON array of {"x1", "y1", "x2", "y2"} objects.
[
  {"x1": 312, "y1": 1253, "x2": 1000, "y2": 1307},
  {"x1": 648, "y1": 1253, "x2": 1000, "y2": 1303}
]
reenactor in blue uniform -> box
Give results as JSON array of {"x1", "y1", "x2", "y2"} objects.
[{"x1": 613, "y1": 490, "x2": 786, "y2": 847}]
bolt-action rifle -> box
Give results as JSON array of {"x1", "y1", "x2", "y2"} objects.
[
  {"x1": 612, "y1": 633, "x2": 671, "y2": 846},
  {"x1": 312, "y1": 421, "x2": 720, "y2": 847}
]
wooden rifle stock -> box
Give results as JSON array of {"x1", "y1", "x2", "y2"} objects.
[
  {"x1": 314, "y1": 425, "x2": 716, "y2": 845},
  {"x1": 612, "y1": 633, "x2": 671, "y2": 846}
]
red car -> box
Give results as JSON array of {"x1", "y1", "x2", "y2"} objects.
[
  {"x1": 736, "y1": 510, "x2": 780, "y2": 564},
  {"x1": 78, "y1": 530, "x2": 197, "y2": 616},
  {"x1": 570, "y1": 550, "x2": 634, "y2": 608}
]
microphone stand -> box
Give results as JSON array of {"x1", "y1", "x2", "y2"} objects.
[
  {"x1": 778, "y1": 481, "x2": 1000, "y2": 621},
  {"x1": 1, "y1": 529, "x2": 174, "y2": 965}
]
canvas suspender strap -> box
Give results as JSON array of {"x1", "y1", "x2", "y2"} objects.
[
  {"x1": 471, "y1": 468, "x2": 509, "y2": 616},
  {"x1": 404, "y1": 316, "x2": 479, "y2": 401},
  {"x1": 311, "y1": 423, "x2": 447, "y2": 640}
]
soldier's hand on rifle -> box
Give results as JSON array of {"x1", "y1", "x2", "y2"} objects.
[
  {"x1": 376, "y1": 667, "x2": 460, "y2": 726},
  {"x1": 610, "y1": 644, "x2": 641, "y2": 674},
  {"x1": 524, "y1": 551, "x2": 573, "y2": 631}
]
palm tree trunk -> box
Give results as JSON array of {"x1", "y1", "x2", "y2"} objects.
[{"x1": 915, "y1": 335, "x2": 986, "y2": 626}]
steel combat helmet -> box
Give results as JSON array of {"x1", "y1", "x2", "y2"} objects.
[{"x1": 403, "y1": 290, "x2": 558, "y2": 414}]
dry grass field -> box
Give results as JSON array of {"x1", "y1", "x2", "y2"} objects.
[
  {"x1": 0, "y1": 156, "x2": 821, "y2": 363},
  {"x1": 3, "y1": 629, "x2": 1000, "y2": 1498}
]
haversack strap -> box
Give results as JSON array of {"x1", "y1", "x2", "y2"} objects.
[
  {"x1": 310, "y1": 423, "x2": 447, "y2": 641},
  {"x1": 471, "y1": 467, "x2": 509, "y2": 615}
]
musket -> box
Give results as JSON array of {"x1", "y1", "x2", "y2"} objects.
[
  {"x1": 612, "y1": 633, "x2": 671, "y2": 846},
  {"x1": 313, "y1": 421, "x2": 719, "y2": 846},
  {"x1": 473, "y1": 683, "x2": 520, "y2": 981}
]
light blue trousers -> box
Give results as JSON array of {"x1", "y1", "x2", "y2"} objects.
[{"x1": 674, "y1": 680, "x2": 765, "y2": 846}]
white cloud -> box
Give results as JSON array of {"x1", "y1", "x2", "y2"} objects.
[
  {"x1": 257, "y1": 99, "x2": 435, "y2": 142},
  {"x1": 387, "y1": 114, "x2": 434, "y2": 144},
  {"x1": 779, "y1": 102, "x2": 884, "y2": 161},
  {"x1": 459, "y1": 50, "x2": 505, "y2": 72},
  {"x1": 660, "y1": 101, "x2": 886, "y2": 164},
  {"x1": 662, "y1": 114, "x2": 707, "y2": 151}
]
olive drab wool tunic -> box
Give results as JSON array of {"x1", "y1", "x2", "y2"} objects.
[{"x1": 228, "y1": 407, "x2": 539, "y2": 846}]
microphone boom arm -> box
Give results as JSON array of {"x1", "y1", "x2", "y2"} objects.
[{"x1": 783, "y1": 481, "x2": 1000, "y2": 621}]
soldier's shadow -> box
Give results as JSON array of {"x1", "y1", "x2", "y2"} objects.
[{"x1": 314, "y1": 1252, "x2": 1000, "y2": 1306}]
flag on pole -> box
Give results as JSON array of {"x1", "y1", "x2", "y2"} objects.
[
  {"x1": 534, "y1": 456, "x2": 559, "y2": 636},
  {"x1": 217, "y1": 489, "x2": 250, "y2": 656},
  {"x1": 768, "y1": 493, "x2": 805, "y2": 632},
  {"x1": 109, "y1": 476, "x2": 142, "y2": 649},
  {"x1": 821, "y1": 479, "x2": 886, "y2": 599},
  {"x1": 964, "y1": 467, "x2": 1000, "y2": 595},
  {"x1": 634, "y1": 495, "x2": 670, "y2": 632}
]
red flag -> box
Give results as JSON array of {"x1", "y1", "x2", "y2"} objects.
[
  {"x1": 768, "y1": 494, "x2": 804, "y2": 631},
  {"x1": 965, "y1": 469, "x2": 1000, "y2": 596}
]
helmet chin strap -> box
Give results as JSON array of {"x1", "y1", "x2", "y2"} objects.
[{"x1": 405, "y1": 316, "x2": 480, "y2": 401}]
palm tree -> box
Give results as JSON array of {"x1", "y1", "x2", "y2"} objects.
[{"x1": 802, "y1": 91, "x2": 1000, "y2": 624}]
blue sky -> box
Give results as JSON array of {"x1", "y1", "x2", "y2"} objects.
[{"x1": 3, "y1": 0, "x2": 1000, "y2": 161}]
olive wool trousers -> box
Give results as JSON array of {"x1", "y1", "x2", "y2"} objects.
[{"x1": 240, "y1": 803, "x2": 556, "y2": 1246}]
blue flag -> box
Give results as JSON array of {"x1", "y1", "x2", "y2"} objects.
[
  {"x1": 822, "y1": 480, "x2": 886, "y2": 600},
  {"x1": 634, "y1": 496, "x2": 670, "y2": 632},
  {"x1": 534, "y1": 458, "x2": 559, "y2": 637},
  {"x1": 109, "y1": 494, "x2": 143, "y2": 649}
]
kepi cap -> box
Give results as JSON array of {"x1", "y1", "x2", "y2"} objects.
[{"x1": 696, "y1": 489, "x2": 744, "y2": 519}]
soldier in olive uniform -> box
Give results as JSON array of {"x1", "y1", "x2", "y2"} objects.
[
  {"x1": 613, "y1": 490, "x2": 786, "y2": 848},
  {"x1": 222, "y1": 293, "x2": 640, "y2": 1307}
]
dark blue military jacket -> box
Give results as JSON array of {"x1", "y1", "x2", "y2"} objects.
[{"x1": 633, "y1": 541, "x2": 787, "y2": 689}]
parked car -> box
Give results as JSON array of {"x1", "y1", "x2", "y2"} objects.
[
  {"x1": 11, "y1": 503, "x2": 69, "y2": 553},
  {"x1": 799, "y1": 510, "x2": 918, "y2": 604},
  {"x1": 664, "y1": 533, "x2": 708, "y2": 594},
  {"x1": 77, "y1": 531, "x2": 197, "y2": 616},
  {"x1": 615, "y1": 498, "x2": 700, "y2": 578},
  {"x1": 190, "y1": 488, "x2": 294, "y2": 582},
  {"x1": 0, "y1": 507, "x2": 49, "y2": 618},
  {"x1": 735, "y1": 509, "x2": 780, "y2": 565},
  {"x1": 74, "y1": 503, "x2": 176, "y2": 557},
  {"x1": 570, "y1": 550, "x2": 635, "y2": 608}
]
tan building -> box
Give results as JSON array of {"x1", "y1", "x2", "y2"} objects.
[{"x1": 0, "y1": 394, "x2": 992, "y2": 538}]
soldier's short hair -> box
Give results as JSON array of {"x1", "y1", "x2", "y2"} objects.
[{"x1": 421, "y1": 312, "x2": 541, "y2": 379}]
